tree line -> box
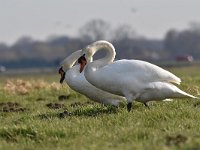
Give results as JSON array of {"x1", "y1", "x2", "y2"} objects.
[{"x1": 0, "y1": 20, "x2": 200, "y2": 68}]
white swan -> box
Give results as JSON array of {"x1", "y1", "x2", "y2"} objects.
[
  {"x1": 78, "y1": 40, "x2": 197, "y2": 111},
  {"x1": 59, "y1": 49, "x2": 125, "y2": 106}
]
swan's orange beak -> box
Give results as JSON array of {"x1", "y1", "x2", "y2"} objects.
[
  {"x1": 78, "y1": 54, "x2": 87, "y2": 73},
  {"x1": 58, "y1": 67, "x2": 65, "y2": 84}
]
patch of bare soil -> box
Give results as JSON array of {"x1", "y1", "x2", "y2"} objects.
[
  {"x1": 0, "y1": 102, "x2": 27, "y2": 112},
  {"x1": 166, "y1": 134, "x2": 187, "y2": 146},
  {"x1": 194, "y1": 102, "x2": 200, "y2": 107},
  {"x1": 46, "y1": 103, "x2": 65, "y2": 109},
  {"x1": 58, "y1": 95, "x2": 70, "y2": 101},
  {"x1": 59, "y1": 110, "x2": 72, "y2": 118}
]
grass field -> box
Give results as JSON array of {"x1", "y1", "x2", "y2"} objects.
[{"x1": 0, "y1": 66, "x2": 200, "y2": 150}]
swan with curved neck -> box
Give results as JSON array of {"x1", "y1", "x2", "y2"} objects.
[
  {"x1": 79, "y1": 40, "x2": 197, "y2": 111},
  {"x1": 59, "y1": 49, "x2": 125, "y2": 106}
]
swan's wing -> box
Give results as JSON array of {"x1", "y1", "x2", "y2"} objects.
[{"x1": 99, "y1": 59, "x2": 181, "y2": 85}]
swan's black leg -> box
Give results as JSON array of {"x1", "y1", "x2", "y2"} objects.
[
  {"x1": 144, "y1": 102, "x2": 150, "y2": 109},
  {"x1": 127, "y1": 102, "x2": 132, "y2": 112}
]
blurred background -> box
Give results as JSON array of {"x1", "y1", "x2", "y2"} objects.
[{"x1": 0, "y1": 0, "x2": 200, "y2": 73}]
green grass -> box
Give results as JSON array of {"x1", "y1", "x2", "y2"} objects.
[{"x1": 0, "y1": 66, "x2": 200, "y2": 150}]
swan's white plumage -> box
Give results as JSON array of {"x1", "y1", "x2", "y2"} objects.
[
  {"x1": 81, "y1": 40, "x2": 197, "y2": 108},
  {"x1": 61, "y1": 50, "x2": 125, "y2": 106},
  {"x1": 96, "y1": 59, "x2": 181, "y2": 85}
]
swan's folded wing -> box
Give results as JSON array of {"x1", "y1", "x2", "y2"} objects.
[{"x1": 101, "y1": 59, "x2": 181, "y2": 85}]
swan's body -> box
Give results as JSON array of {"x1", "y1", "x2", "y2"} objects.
[
  {"x1": 80, "y1": 41, "x2": 197, "y2": 111},
  {"x1": 60, "y1": 50, "x2": 125, "y2": 106}
]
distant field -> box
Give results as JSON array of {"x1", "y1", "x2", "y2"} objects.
[{"x1": 0, "y1": 66, "x2": 200, "y2": 150}]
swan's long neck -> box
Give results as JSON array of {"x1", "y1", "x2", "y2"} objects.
[
  {"x1": 89, "y1": 41, "x2": 116, "y2": 69},
  {"x1": 84, "y1": 41, "x2": 116, "y2": 85}
]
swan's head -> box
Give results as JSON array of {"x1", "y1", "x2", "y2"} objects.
[
  {"x1": 82, "y1": 45, "x2": 95, "y2": 58},
  {"x1": 60, "y1": 50, "x2": 83, "y2": 71},
  {"x1": 78, "y1": 40, "x2": 114, "y2": 73},
  {"x1": 59, "y1": 50, "x2": 82, "y2": 83},
  {"x1": 80, "y1": 40, "x2": 115, "y2": 59}
]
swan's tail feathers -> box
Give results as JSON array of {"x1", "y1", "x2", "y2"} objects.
[
  {"x1": 166, "y1": 83, "x2": 199, "y2": 99},
  {"x1": 169, "y1": 76, "x2": 181, "y2": 85},
  {"x1": 177, "y1": 89, "x2": 198, "y2": 99},
  {"x1": 171, "y1": 79, "x2": 181, "y2": 85}
]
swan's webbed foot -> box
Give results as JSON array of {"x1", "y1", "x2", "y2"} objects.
[
  {"x1": 143, "y1": 102, "x2": 150, "y2": 109},
  {"x1": 127, "y1": 102, "x2": 132, "y2": 112}
]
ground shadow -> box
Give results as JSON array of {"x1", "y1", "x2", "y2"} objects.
[
  {"x1": 37, "y1": 104, "x2": 119, "y2": 120},
  {"x1": 71, "y1": 105, "x2": 119, "y2": 117}
]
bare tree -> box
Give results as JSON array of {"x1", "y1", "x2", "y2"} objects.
[
  {"x1": 79, "y1": 19, "x2": 110, "y2": 41},
  {"x1": 112, "y1": 25, "x2": 136, "y2": 41},
  {"x1": 190, "y1": 22, "x2": 200, "y2": 32},
  {"x1": 15, "y1": 36, "x2": 33, "y2": 45}
]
